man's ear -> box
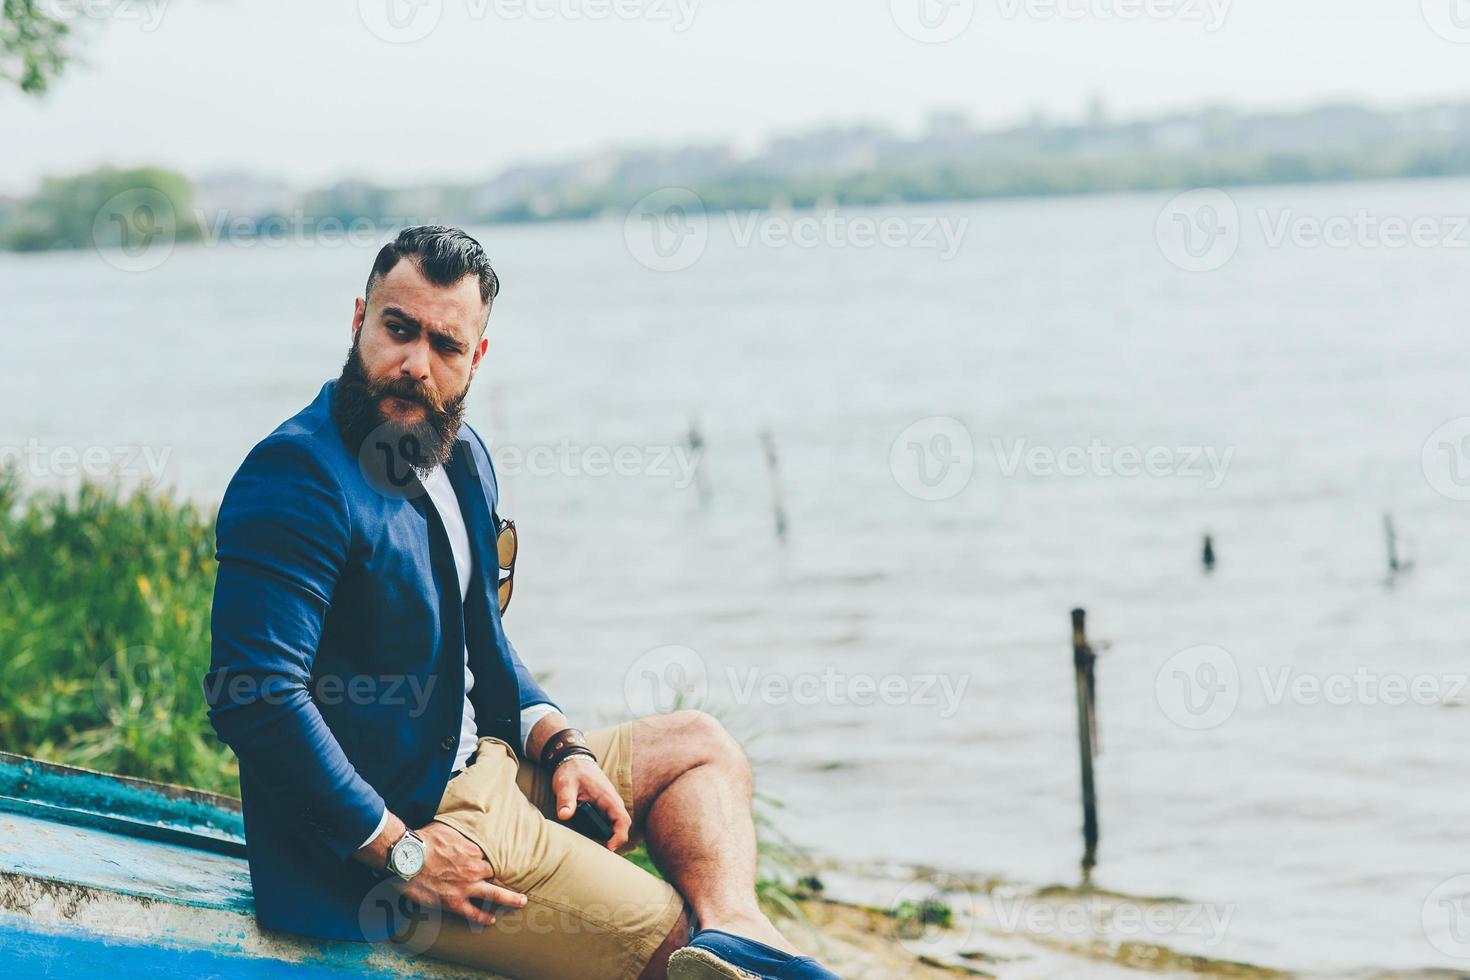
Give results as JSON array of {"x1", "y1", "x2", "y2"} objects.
[
  {"x1": 469, "y1": 335, "x2": 489, "y2": 376},
  {"x1": 352, "y1": 298, "x2": 366, "y2": 338}
]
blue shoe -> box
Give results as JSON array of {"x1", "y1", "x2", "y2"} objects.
[{"x1": 668, "y1": 928, "x2": 842, "y2": 980}]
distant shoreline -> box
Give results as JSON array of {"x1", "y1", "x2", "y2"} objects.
[{"x1": 7, "y1": 166, "x2": 1470, "y2": 256}]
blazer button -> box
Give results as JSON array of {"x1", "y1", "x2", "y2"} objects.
[{"x1": 440, "y1": 735, "x2": 456, "y2": 751}]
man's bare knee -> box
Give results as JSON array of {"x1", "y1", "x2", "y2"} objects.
[
  {"x1": 671, "y1": 709, "x2": 750, "y2": 778},
  {"x1": 637, "y1": 906, "x2": 691, "y2": 980}
]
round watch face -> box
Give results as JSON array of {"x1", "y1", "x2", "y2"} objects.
[{"x1": 394, "y1": 835, "x2": 426, "y2": 877}]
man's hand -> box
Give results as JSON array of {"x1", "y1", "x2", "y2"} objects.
[
  {"x1": 397, "y1": 820, "x2": 528, "y2": 927},
  {"x1": 353, "y1": 811, "x2": 527, "y2": 927},
  {"x1": 552, "y1": 756, "x2": 632, "y2": 852}
]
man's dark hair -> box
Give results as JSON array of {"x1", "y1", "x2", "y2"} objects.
[{"x1": 365, "y1": 225, "x2": 500, "y2": 321}]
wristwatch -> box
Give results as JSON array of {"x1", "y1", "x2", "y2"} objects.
[{"x1": 385, "y1": 829, "x2": 427, "y2": 881}]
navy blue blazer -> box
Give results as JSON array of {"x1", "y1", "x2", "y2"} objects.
[{"x1": 204, "y1": 380, "x2": 555, "y2": 941}]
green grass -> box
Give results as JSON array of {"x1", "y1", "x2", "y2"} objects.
[{"x1": 0, "y1": 465, "x2": 235, "y2": 793}]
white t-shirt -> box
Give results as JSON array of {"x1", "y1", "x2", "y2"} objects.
[{"x1": 356, "y1": 464, "x2": 554, "y2": 849}]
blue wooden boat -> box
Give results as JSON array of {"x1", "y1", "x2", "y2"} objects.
[{"x1": 0, "y1": 751, "x2": 502, "y2": 977}]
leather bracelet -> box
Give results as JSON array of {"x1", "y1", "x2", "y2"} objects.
[{"x1": 541, "y1": 728, "x2": 595, "y2": 769}]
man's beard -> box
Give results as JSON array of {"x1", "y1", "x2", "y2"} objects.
[{"x1": 333, "y1": 340, "x2": 469, "y2": 475}]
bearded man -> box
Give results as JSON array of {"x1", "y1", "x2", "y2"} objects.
[{"x1": 203, "y1": 226, "x2": 840, "y2": 980}]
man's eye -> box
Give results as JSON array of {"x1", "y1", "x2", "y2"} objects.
[{"x1": 387, "y1": 322, "x2": 408, "y2": 336}]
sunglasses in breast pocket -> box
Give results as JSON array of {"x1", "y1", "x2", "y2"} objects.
[{"x1": 495, "y1": 516, "x2": 517, "y2": 615}]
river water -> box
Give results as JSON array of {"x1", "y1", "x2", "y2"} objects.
[{"x1": 4, "y1": 179, "x2": 1470, "y2": 975}]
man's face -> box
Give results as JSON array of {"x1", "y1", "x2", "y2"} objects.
[
  {"x1": 334, "y1": 258, "x2": 492, "y2": 474},
  {"x1": 351, "y1": 257, "x2": 490, "y2": 419}
]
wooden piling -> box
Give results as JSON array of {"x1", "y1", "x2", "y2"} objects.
[
  {"x1": 1202, "y1": 534, "x2": 1215, "y2": 573},
  {"x1": 688, "y1": 417, "x2": 710, "y2": 507},
  {"x1": 759, "y1": 429, "x2": 788, "y2": 543},
  {"x1": 1071, "y1": 608, "x2": 1099, "y2": 878},
  {"x1": 1384, "y1": 513, "x2": 1399, "y2": 576}
]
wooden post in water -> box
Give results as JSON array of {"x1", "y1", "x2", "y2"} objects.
[
  {"x1": 1202, "y1": 534, "x2": 1216, "y2": 573},
  {"x1": 760, "y1": 429, "x2": 788, "y2": 543},
  {"x1": 688, "y1": 417, "x2": 710, "y2": 507},
  {"x1": 1384, "y1": 513, "x2": 1400, "y2": 576},
  {"x1": 1071, "y1": 608, "x2": 1099, "y2": 879}
]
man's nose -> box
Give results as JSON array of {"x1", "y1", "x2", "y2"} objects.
[{"x1": 400, "y1": 340, "x2": 431, "y2": 381}]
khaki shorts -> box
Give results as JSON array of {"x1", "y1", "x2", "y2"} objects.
[{"x1": 409, "y1": 723, "x2": 686, "y2": 980}]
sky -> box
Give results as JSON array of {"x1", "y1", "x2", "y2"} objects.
[{"x1": 3, "y1": 0, "x2": 1469, "y2": 194}]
